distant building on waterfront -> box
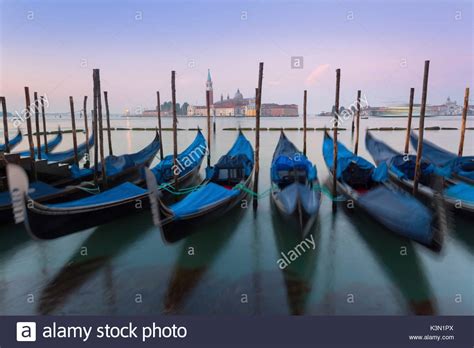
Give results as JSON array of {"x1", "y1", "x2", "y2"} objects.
[
  {"x1": 187, "y1": 70, "x2": 298, "y2": 117},
  {"x1": 366, "y1": 97, "x2": 469, "y2": 117}
]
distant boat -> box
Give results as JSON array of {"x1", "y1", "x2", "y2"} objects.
[
  {"x1": 270, "y1": 131, "x2": 321, "y2": 239},
  {"x1": 366, "y1": 131, "x2": 474, "y2": 217},
  {"x1": 323, "y1": 131, "x2": 446, "y2": 249}
]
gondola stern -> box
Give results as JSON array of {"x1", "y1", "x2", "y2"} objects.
[{"x1": 144, "y1": 167, "x2": 173, "y2": 244}]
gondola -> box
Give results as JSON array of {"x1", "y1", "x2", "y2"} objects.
[
  {"x1": 270, "y1": 131, "x2": 320, "y2": 239},
  {"x1": 7, "y1": 130, "x2": 206, "y2": 239},
  {"x1": 0, "y1": 129, "x2": 22, "y2": 152},
  {"x1": 323, "y1": 131, "x2": 446, "y2": 250},
  {"x1": 410, "y1": 131, "x2": 474, "y2": 185},
  {"x1": 16, "y1": 127, "x2": 63, "y2": 157},
  {"x1": 366, "y1": 130, "x2": 474, "y2": 216},
  {"x1": 0, "y1": 131, "x2": 162, "y2": 224},
  {"x1": 41, "y1": 133, "x2": 94, "y2": 165},
  {"x1": 156, "y1": 130, "x2": 254, "y2": 243},
  {"x1": 15, "y1": 134, "x2": 95, "y2": 185},
  {"x1": 50, "y1": 131, "x2": 160, "y2": 187}
]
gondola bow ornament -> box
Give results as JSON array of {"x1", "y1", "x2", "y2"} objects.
[{"x1": 7, "y1": 164, "x2": 29, "y2": 223}]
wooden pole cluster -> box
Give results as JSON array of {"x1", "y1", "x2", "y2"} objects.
[
  {"x1": 104, "y1": 91, "x2": 113, "y2": 155},
  {"x1": 69, "y1": 96, "x2": 79, "y2": 165},
  {"x1": 253, "y1": 62, "x2": 264, "y2": 211},
  {"x1": 24, "y1": 87, "x2": 37, "y2": 180},
  {"x1": 354, "y1": 90, "x2": 361, "y2": 155},
  {"x1": 403, "y1": 88, "x2": 415, "y2": 154},
  {"x1": 156, "y1": 91, "x2": 164, "y2": 160},
  {"x1": 206, "y1": 89, "x2": 211, "y2": 166},
  {"x1": 1, "y1": 97, "x2": 9, "y2": 153},
  {"x1": 458, "y1": 87, "x2": 470, "y2": 156},
  {"x1": 332, "y1": 69, "x2": 341, "y2": 212},
  {"x1": 303, "y1": 90, "x2": 307, "y2": 155},
  {"x1": 40, "y1": 96, "x2": 48, "y2": 153},
  {"x1": 413, "y1": 60, "x2": 430, "y2": 196},
  {"x1": 34, "y1": 92, "x2": 42, "y2": 159},
  {"x1": 171, "y1": 71, "x2": 178, "y2": 188},
  {"x1": 93, "y1": 69, "x2": 107, "y2": 188}
]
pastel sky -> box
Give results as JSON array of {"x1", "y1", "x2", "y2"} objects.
[{"x1": 0, "y1": 0, "x2": 472, "y2": 114}]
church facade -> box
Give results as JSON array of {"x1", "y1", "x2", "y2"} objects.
[{"x1": 187, "y1": 70, "x2": 298, "y2": 117}]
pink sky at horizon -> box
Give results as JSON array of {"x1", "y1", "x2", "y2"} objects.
[{"x1": 1, "y1": 0, "x2": 472, "y2": 114}]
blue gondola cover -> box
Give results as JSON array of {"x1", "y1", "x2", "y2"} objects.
[
  {"x1": 42, "y1": 134, "x2": 94, "y2": 163},
  {"x1": 17, "y1": 130, "x2": 63, "y2": 157},
  {"x1": 152, "y1": 130, "x2": 206, "y2": 183},
  {"x1": 271, "y1": 133, "x2": 316, "y2": 183},
  {"x1": 324, "y1": 133, "x2": 387, "y2": 182},
  {"x1": 411, "y1": 132, "x2": 474, "y2": 181},
  {"x1": 168, "y1": 131, "x2": 253, "y2": 219}
]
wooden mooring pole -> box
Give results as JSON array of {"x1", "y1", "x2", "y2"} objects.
[
  {"x1": 34, "y1": 92, "x2": 42, "y2": 159},
  {"x1": 403, "y1": 88, "x2": 415, "y2": 154},
  {"x1": 171, "y1": 71, "x2": 178, "y2": 189},
  {"x1": 253, "y1": 62, "x2": 264, "y2": 211},
  {"x1": 93, "y1": 69, "x2": 107, "y2": 188},
  {"x1": 413, "y1": 61, "x2": 430, "y2": 196},
  {"x1": 332, "y1": 69, "x2": 341, "y2": 212},
  {"x1": 40, "y1": 96, "x2": 48, "y2": 153},
  {"x1": 303, "y1": 90, "x2": 307, "y2": 155},
  {"x1": 69, "y1": 96, "x2": 79, "y2": 165},
  {"x1": 24, "y1": 87, "x2": 37, "y2": 180},
  {"x1": 83, "y1": 96, "x2": 90, "y2": 166},
  {"x1": 1, "y1": 97, "x2": 9, "y2": 153},
  {"x1": 354, "y1": 90, "x2": 361, "y2": 155},
  {"x1": 351, "y1": 104, "x2": 355, "y2": 134},
  {"x1": 92, "y1": 102, "x2": 99, "y2": 186},
  {"x1": 206, "y1": 90, "x2": 211, "y2": 167},
  {"x1": 458, "y1": 87, "x2": 470, "y2": 156},
  {"x1": 156, "y1": 91, "x2": 164, "y2": 160},
  {"x1": 104, "y1": 91, "x2": 113, "y2": 156}
]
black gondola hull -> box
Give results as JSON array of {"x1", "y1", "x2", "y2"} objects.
[
  {"x1": 25, "y1": 195, "x2": 150, "y2": 240},
  {"x1": 160, "y1": 176, "x2": 253, "y2": 243}
]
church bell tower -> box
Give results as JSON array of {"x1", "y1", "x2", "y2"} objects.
[{"x1": 206, "y1": 69, "x2": 214, "y2": 105}]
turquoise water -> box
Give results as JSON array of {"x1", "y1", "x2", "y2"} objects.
[{"x1": 0, "y1": 116, "x2": 472, "y2": 315}]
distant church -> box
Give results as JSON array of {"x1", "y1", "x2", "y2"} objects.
[{"x1": 187, "y1": 69, "x2": 298, "y2": 117}]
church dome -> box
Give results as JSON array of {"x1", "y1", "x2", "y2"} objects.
[{"x1": 234, "y1": 88, "x2": 243, "y2": 100}]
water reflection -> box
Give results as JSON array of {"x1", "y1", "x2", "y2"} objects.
[
  {"x1": 271, "y1": 207, "x2": 318, "y2": 315},
  {"x1": 452, "y1": 216, "x2": 474, "y2": 254},
  {"x1": 251, "y1": 209, "x2": 263, "y2": 315},
  {"x1": 345, "y1": 210, "x2": 436, "y2": 315},
  {"x1": 0, "y1": 224, "x2": 30, "y2": 261},
  {"x1": 38, "y1": 213, "x2": 150, "y2": 314},
  {"x1": 162, "y1": 213, "x2": 239, "y2": 314}
]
